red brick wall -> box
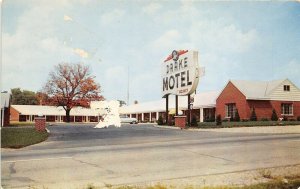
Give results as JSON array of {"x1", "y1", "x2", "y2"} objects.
[
  {"x1": 216, "y1": 82, "x2": 248, "y2": 120},
  {"x1": 270, "y1": 101, "x2": 300, "y2": 120},
  {"x1": 247, "y1": 100, "x2": 273, "y2": 120},
  {"x1": 247, "y1": 100, "x2": 300, "y2": 120},
  {"x1": 10, "y1": 106, "x2": 20, "y2": 122}
]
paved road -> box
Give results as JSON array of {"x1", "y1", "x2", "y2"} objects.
[{"x1": 2, "y1": 124, "x2": 300, "y2": 188}]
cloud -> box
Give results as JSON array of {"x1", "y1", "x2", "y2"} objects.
[
  {"x1": 150, "y1": 30, "x2": 181, "y2": 51},
  {"x1": 274, "y1": 59, "x2": 300, "y2": 83},
  {"x1": 189, "y1": 21, "x2": 258, "y2": 54},
  {"x1": 2, "y1": 2, "x2": 77, "y2": 91},
  {"x1": 142, "y1": 2, "x2": 162, "y2": 15},
  {"x1": 101, "y1": 9, "x2": 125, "y2": 25},
  {"x1": 64, "y1": 15, "x2": 73, "y2": 22},
  {"x1": 73, "y1": 48, "x2": 89, "y2": 58}
]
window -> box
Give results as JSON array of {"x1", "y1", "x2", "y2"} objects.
[
  {"x1": 225, "y1": 103, "x2": 236, "y2": 118},
  {"x1": 281, "y1": 103, "x2": 293, "y2": 115},
  {"x1": 283, "y1": 85, "x2": 290, "y2": 91}
]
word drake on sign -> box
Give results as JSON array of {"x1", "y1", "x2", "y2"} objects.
[{"x1": 161, "y1": 50, "x2": 199, "y2": 97}]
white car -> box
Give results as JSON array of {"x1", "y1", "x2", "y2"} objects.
[{"x1": 120, "y1": 115, "x2": 138, "y2": 124}]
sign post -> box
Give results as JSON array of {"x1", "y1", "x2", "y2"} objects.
[
  {"x1": 161, "y1": 50, "x2": 200, "y2": 127},
  {"x1": 165, "y1": 95, "x2": 169, "y2": 124}
]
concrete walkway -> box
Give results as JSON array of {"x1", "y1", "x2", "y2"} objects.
[{"x1": 155, "y1": 125, "x2": 300, "y2": 134}]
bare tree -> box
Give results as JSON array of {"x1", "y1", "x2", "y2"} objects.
[{"x1": 43, "y1": 63, "x2": 104, "y2": 122}]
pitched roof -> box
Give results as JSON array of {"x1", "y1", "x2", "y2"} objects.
[
  {"x1": 119, "y1": 91, "x2": 219, "y2": 114},
  {"x1": 230, "y1": 79, "x2": 286, "y2": 100},
  {"x1": 1, "y1": 92, "x2": 10, "y2": 109}
]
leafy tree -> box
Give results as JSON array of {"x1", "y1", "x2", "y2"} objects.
[
  {"x1": 191, "y1": 116, "x2": 198, "y2": 126},
  {"x1": 235, "y1": 109, "x2": 240, "y2": 122},
  {"x1": 271, "y1": 109, "x2": 278, "y2": 121},
  {"x1": 42, "y1": 63, "x2": 104, "y2": 122},
  {"x1": 216, "y1": 114, "x2": 222, "y2": 126},
  {"x1": 11, "y1": 88, "x2": 38, "y2": 105},
  {"x1": 36, "y1": 92, "x2": 50, "y2": 105},
  {"x1": 118, "y1": 100, "x2": 127, "y2": 107},
  {"x1": 250, "y1": 108, "x2": 257, "y2": 121},
  {"x1": 157, "y1": 116, "x2": 163, "y2": 125}
]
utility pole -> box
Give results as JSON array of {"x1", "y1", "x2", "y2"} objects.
[{"x1": 127, "y1": 65, "x2": 129, "y2": 105}]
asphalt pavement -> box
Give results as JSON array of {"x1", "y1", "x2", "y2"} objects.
[{"x1": 1, "y1": 124, "x2": 300, "y2": 188}]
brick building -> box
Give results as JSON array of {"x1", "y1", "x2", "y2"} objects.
[
  {"x1": 1, "y1": 92, "x2": 11, "y2": 127},
  {"x1": 216, "y1": 79, "x2": 300, "y2": 121}
]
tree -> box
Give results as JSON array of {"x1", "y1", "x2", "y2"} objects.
[
  {"x1": 250, "y1": 108, "x2": 257, "y2": 121},
  {"x1": 118, "y1": 100, "x2": 127, "y2": 107},
  {"x1": 36, "y1": 92, "x2": 50, "y2": 105},
  {"x1": 191, "y1": 116, "x2": 198, "y2": 127},
  {"x1": 271, "y1": 109, "x2": 278, "y2": 121},
  {"x1": 11, "y1": 88, "x2": 38, "y2": 105},
  {"x1": 216, "y1": 114, "x2": 222, "y2": 126},
  {"x1": 157, "y1": 116, "x2": 163, "y2": 125},
  {"x1": 43, "y1": 63, "x2": 104, "y2": 122},
  {"x1": 235, "y1": 109, "x2": 240, "y2": 122}
]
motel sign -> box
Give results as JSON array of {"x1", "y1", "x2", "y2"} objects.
[{"x1": 161, "y1": 50, "x2": 200, "y2": 97}]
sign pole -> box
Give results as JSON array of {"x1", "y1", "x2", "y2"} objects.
[
  {"x1": 175, "y1": 95, "x2": 178, "y2": 116},
  {"x1": 188, "y1": 94, "x2": 191, "y2": 126},
  {"x1": 166, "y1": 95, "x2": 169, "y2": 125}
]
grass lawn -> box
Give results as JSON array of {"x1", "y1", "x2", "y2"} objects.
[
  {"x1": 9, "y1": 121, "x2": 35, "y2": 127},
  {"x1": 84, "y1": 176, "x2": 300, "y2": 189},
  {"x1": 1, "y1": 127, "x2": 49, "y2": 148},
  {"x1": 196, "y1": 121, "x2": 300, "y2": 128}
]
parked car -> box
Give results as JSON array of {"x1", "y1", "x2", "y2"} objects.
[{"x1": 120, "y1": 115, "x2": 138, "y2": 124}]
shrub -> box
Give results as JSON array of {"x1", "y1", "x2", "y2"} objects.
[
  {"x1": 261, "y1": 118, "x2": 269, "y2": 121},
  {"x1": 297, "y1": 116, "x2": 300, "y2": 121},
  {"x1": 283, "y1": 116, "x2": 288, "y2": 121},
  {"x1": 271, "y1": 109, "x2": 278, "y2": 121},
  {"x1": 289, "y1": 119, "x2": 296, "y2": 121},
  {"x1": 250, "y1": 108, "x2": 257, "y2": 121},
  {"x1": 157, "y1": 116, "x2": 163, "y2": 125},
  {"x1": 242, "y1": 119, "x2": 249, "y2": 122},
  {"x1": 222, "y1": 119, "x2": 228, "y2": 122},
  {"x1": 204, "y1": 117, "x2": 215, "y2": 122},
  {"x1": 235, "y1": 109, "x2": 240, "y2": 122},
  {"x1": 191, "y1": 116, "x2": 198, "y2": 126},
  {"x1": 216, "y1": 114, "x2": 222, "y2": 126}
]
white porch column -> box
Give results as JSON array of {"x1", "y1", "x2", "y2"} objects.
[
  {"x1": 200, "y1": 108, "x2": 204, "y2": 122},
  {"x1": 142, "y1": 113, "x2": 144, "y2": 121},
  {"x1": 1, "y1": 108, "x2": 4, "y2": 127},
  {"x1": 150, "y1": 112, "x2": 152, "y2": 122},
  {"x1": 130, "y1": 114, "x2": 132, "y2": 118},
  {"x1": 156, "y1": 112, "x2": 159, "y2": 120}
]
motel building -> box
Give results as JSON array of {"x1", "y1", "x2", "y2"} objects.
[
  {"x1": 216, "y1": 79, "x2": 300, "y2": 121},
  {"x1": 10, "y1": 105, "x2": 101, "y2": 123},
  {"x1": 119, "y1": 91, "x2": 218, "y2": 123},
  {"x1": 7, "y1": 78, "x2": 300, "y2": 124},
  {"x1": 119, "y1": 79, "x2": 300, "y2": 123}
]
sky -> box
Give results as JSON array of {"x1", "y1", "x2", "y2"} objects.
[{"x1": 1, "y1": 0, "x2": 300, "y2": 105}]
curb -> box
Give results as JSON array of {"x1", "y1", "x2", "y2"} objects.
[
  {"x1": 46, "y1": 128, "x2": 50, "y2": 133},
  {"x1": 153, "y1": 125, "x2": 181, "y2": 130}
]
